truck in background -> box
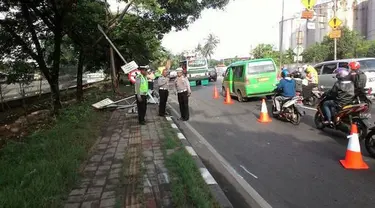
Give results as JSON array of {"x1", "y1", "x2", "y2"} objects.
[{"x1": 179, "y1": 54, "x2": 209, "y2": 86}]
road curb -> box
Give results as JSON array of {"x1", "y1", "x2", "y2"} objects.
[{"x1": 164, "y1": 114, "x2": 234, "y2": 208}]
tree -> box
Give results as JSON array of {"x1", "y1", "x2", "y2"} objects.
[
  {"x1": 64, "y1": 0, "x2": 106, "y2": 101},
  {"x1": 301, "y1": 43, "x2": 330, "y2": 63},
  {"x1": 202, "y1": 33, "x2": 220, "y2": 60},
  {"x1": 0, "y1": 0, "x2": 77, "y2": 113}
]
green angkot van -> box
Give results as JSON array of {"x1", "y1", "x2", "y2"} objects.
[{"x1": 221, "y1": 58, "x2": 278, "y2": 101}]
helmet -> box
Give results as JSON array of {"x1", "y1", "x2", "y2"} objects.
[
  {"x1": 348, "y1": 61, "x2": 360, "y2": 70},
  {"x1": 281, "y1": 69, "x2": 289, "y2": 78},
  {"x1": 335, "y1": 68, "x2": 349, "y2": 79},
  {"x1": 292, "y1": 71, "x2": 302, "y2": 78}
]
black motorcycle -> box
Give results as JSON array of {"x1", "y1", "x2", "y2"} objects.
[{"x1": 314, "y1": 93, "x2": 370, "y2": 141}]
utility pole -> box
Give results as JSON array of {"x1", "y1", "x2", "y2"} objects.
[
  {"x1": 279, "y1": 0, "x2": 285, "y2": 68},
  {"x1": 333, "y1": 0, "x2": 337, "y2": 60}
]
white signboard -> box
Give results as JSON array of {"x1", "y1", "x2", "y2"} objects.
[
  {"x1": 293, "y1": 56, "x2": 303, "y2": 62},
  {"x1": 307, "y1": 22, "x2": 316, "y2": 30},
  {"x1": 121, "y1": 61, "x2": 138, "y2": 74},
  {"x1": 92, "y1": 98, "x2": 114, "y2": 109},
  {"x1": 293, "y1": 46, "x2": 304, "y2": 56}
]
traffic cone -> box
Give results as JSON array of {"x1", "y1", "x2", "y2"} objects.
[
  {"x1": 213, "y1": 86, "x2": 219, "y2": 99},
  {"x1": 257, "y1": 99, "x2": 272, "y2": 123},
  {"x1": 224, "y1": 88, "x2": 233, "y2": 104},
  {"x1": 339, "y1": 124, "x2": 369, "y2": 169}
]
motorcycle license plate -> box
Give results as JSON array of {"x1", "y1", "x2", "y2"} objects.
[{"x1": 258, "y1": 77, "x2": 269, "y2": 82}]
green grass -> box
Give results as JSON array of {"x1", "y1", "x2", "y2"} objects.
[
  {"x1": 0, "y1": 84, "x2": 128, "y2": 208},
  {"x1": 161, "y1": 124, "x2": 219, "y2": 208}
]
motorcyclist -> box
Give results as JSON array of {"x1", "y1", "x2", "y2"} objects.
[
  {"x1": 347, "y1": 61, "x2": 370, "y2": 107},
  {"x1": 274, "y1": 69, "x2": 296, "y2": 114},
  {"x1": 302, "y1": 64, "x2": 319, "y2": 102},
  {"x1": 322, "y1": 68, "x2": 355, "y2": 124}
]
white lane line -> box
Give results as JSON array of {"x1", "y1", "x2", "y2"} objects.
[
  {"x1": 166, "y1": 116, "x2": 172, "y2": 121},
  {"x1": 171, "y1": 123, "x2": 178, "y2": 129},
  {"x1": 240, "y1": 165, "x2": 258, "y2": 179},
  {"x1": 167, "y1": 103, "x2": 272, "y2": 208},
  {"x1": 297, "y1": 104, "x2": 317, "y2": 111}
]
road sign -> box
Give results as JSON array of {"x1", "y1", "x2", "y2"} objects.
[
  {"x1": 301, "y1": 10, "x2": 314, "y2": 19},
  {"x1": 293, "y1": 46, "x2": 304, "y2": 55},
  {"x1": 329, "y1": 29, "x2": 341, "y2": 38},
  {"x1": 307, "y1": 22, "x2": 316, "y2": 29},
  {"x1": 128, "y1": 69, "x2": 140, "y2": 84},
  {"x1": 328, "y1": 17, "x2": 342, "y2": 29},
  {"x1": 293, "y1": 56, "x2": 303, "y2": 62},
  {"x1": 121, "y1": 61, "x2": 138, "y2": 74},
  {"x1": 301, "y1": 0, "x2": 317, "y2": 10}
]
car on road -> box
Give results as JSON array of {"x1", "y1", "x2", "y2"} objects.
[
  {"x1": 222, "y1": 58, "x2": 278, "y2": 101},
  {"x1": 208, "y1": 68, "x2": 217, "y2": 82},
  {"x1": 314, "y1": 58, "x2": 375, "y2": 98}
]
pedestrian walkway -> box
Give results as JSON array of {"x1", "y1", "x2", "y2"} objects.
[{"x1": 64, "y1": 105, "x2": 172, "y2": 208}]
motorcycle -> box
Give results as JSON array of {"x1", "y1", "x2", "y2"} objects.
[
  {"x1": 271, "y1": 91, "x2": 304, "y2": 125},
  {"x1": 314, "y1": 93, "x2": 370, "y2": 141},
  {"x1": 291, "y1": 71, "x2": 323, "y2": 106}
]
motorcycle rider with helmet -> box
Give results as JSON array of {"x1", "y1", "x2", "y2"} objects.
[
  {"x1": 274, "y1": 69, "x2": 296, "y2": 114},
  {"x1": 347, "y1": 61, "x2": 371, "y2": 109},
  {"x1": 302, "y1": 64, "x2": 319, "y2": 102},
  {"x1": 322, "y1": 68, "x2": 355, "y2": 125}
]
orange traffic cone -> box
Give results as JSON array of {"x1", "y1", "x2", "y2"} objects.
[
  {"x1": 339, "y1": 124, "x2": 369, "y2": 169},
  {"x1": 224, "y1": 88, "x2": 233, "y2": 104},
  {"x1": 257, "y1": 99, "x2": 272, "y2": 123},
  {"x1": 213, "y1": 86, "x2": 219, "y2": 99}
]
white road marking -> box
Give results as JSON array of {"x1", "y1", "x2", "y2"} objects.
[
  {"x1": 167, "y1": 103, "x2": 272, "y2": 208},
  {"x1": 166, "y1": 116, "x2": 172, "y2": 121},
  {"x1": 199, "y1": 168, "x2": 218, "y2": 185},
  {"x1": 297, "y1": 104, "x2": 317, "y2": 111},
  {"x1": 171, "y1": 123, "x2": 178, "y2": 129},
  {"x1": 240, "y1": 165, "x2": 258, "y2": 179},
  {"x1": 185, "y1": 146, "x2": 198, "y2": 156},
  {"x1": 177, "y1": 132, "x2": 186, "y2": 140}
]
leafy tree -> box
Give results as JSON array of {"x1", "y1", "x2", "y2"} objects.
[
  {"x1": 301, "y1": 43, "x2": 330, "y2": 63},
  {"x1": 202, "y1": 33, "x2": 220, "y2": 60},
  {"x1": 0, "y1": 0, "x2": 77, "y2": 113}
]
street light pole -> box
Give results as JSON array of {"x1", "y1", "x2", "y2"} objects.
[
  {"x1": 279, "y1": 0, "x2": 285, "y2": 68},
  {"x1": 333, "y1": 0, "x2": 337, "y2": 60}
]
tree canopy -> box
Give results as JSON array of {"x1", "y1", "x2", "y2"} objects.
[{"x1": 0, "y1": 0, "x2": 230, "y2": 112}]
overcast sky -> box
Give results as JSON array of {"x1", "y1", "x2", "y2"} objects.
[{"x1": 108, "y1": 0, "x2": 307, "y2": 59}]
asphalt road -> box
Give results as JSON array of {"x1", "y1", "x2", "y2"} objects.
[{"x1": 168, "y1": 78, "x2": 375, "y2": 208}]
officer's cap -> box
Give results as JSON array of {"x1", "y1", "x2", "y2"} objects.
[
  {"x1": 176, "y1": 67, "x2": 183, "y2": 72},
  {"x1": 139, "y1": 65, "x2": 149, "y2": 70}
]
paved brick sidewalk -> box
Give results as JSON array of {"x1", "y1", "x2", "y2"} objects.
[{"x1": 64, "y1": 105, "x2": 172, "y2": 208}]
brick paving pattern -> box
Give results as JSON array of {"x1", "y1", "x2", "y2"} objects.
[{"x1": 64, "y1": 105, "x2": 172, "y2": 208}]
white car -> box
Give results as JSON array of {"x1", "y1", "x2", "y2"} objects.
[{"x1": 314, "y1": 58, "x2": 375, "y2": 98}]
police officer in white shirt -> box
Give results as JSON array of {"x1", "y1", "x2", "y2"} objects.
[
  {"x1": 174, "y1": 68, "x2": 191, "y2": 121},
  {"x1": 158, "y1": 69, "x2": 169, "y2": 116}
]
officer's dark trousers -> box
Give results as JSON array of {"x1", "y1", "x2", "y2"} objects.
[
  {"x1": 159, "y1": 89, "x2": 169, "y2": 116},
  {"x1": 177, "y1": 91, "x2": 189, "y2": 120},
  {"x1": 135, "y1": 95, "x2": 147, "y2": 123}
]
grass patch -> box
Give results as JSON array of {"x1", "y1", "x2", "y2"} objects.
[
  {"x1": 0, "y1": 84, "x2": 131, "y2": 207},
  {"x1": 161, "y1": 123, "x2": 219, "y2": 208}
]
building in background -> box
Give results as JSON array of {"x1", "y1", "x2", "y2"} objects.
[{"x1": 279, "y1": 0, "x2": 369, "y2": 52}]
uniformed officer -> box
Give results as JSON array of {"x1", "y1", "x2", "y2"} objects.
[
  {"x1": 158, "y1": 69, "x2": 169, "y2": 116},
  {"x1": 135, "y1": 66, "x2": 149, "y2": 125},
  {"x1": 175, "y1": 68, "x2": 191, "y2": 121}
]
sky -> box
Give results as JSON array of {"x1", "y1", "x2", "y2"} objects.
[{"x1": 108, "y1": 0, "x2": 306, "y2": 59}]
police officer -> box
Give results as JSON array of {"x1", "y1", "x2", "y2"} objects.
[
  {"x1": 158, "y1": 69, "x2": 169, "y2": 116},
  {"x1": 175, "y1": 68, "x2": 191, "y2": 121},
  {"x1": 135, "y1": 66, "x2": 148, "y2": 125}
]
